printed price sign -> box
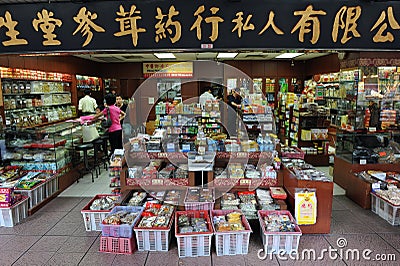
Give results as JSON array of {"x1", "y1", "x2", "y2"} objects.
[
  {"x1": 240, "y1": 179, "x2": 251, "y2": 186},
  {"x1": 152, "y1": 179, "x2": 164, "y2": 186}
]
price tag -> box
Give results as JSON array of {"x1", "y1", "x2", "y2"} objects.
[
  {"x1": 237, "y1": 152, "x2": 247, "y2": 158},
  {"x1": 195, "y1": 155, "x2": 203, "y2": 161},
  {"x1": 167, "y1": 143, "x2": 175, "y2": 151},
  {"x1": 263, "y1": 123, "x2": 273, "y2": 131},
  {"x1": 360, "y1": 159, "x2": 367, "y2": 165},
  {"x1": 372, "y1": 182, "x2": 380, "y2": 191},
  {"x1": 152, "y1": 179, "x2": 164, "y2": 185},
  {"x1": 240, "y1": 179, "x2": 251, "y2": 185},
  {"x1": 369, "y1": 127, "x2": 376, "y2": 132},
  {"x1": 182, "y1": 144, "x2": 191, "y2": 151},
  {"x1": 158, "y1": 152, "x2": 167, "y2": 158}
]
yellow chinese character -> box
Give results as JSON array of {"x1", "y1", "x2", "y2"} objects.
[
  {"x1": 73, "y1": 7, "x2": 105, "y2": 47},
  {"x1": 232, "y1": 12, "x2": 255, "y2": 38},
  {"x1": 332, "y1": 6, "x2": 361, "y2": 44},
  {"x1": 190, "y1": 5, "x2": 224, "y2": 42},
  {"x1": 114, "y1": 5, "x2": 146, "y2": 47},
  {"x1": 371, "y1": 7, "x2": 400, "y2": 43},
  {"x1": 291, "y1": 5, "x2": 326, "y2": 44},
  {"x1": 0, "y1": 11, "x2": 28, "y2": 46},
  {"x1": 155, "y1": 6, "x2": 181, "y2": 43},
  {"x1": 32, "y1": 9, "x2": 62, "y2": 46},
  {"x1": 258, "y1": 11, "x2": 284, "y2": 36}
]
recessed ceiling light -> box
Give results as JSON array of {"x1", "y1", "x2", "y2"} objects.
[
  {"x1": 275, "y1": 52, "x2": 304, "y2": 59},
  {"x1": 154, "y1": 53, "x2": 176, "y2": 59},
  {"x1": 217, "y1": 52, "x2": 238, "y2": 59}
]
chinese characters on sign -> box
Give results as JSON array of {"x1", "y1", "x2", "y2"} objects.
[{"x1": 0, "y1": 2, "x2": 400, "y2": 50}]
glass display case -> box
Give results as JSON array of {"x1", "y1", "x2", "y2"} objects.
[{"x1": 1, "y1": 121, "x2": 82, "y2": 175}]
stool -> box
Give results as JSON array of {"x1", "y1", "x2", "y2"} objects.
[
  {"x1": 100, "y1": 134, "x2": 109, "y2": 168},
  {"x1": 75, "y1": 143, "x2": 94, "y2": 183},
  {"x1": 92, "y1": 138, "x2": 106, "y2": 178}
]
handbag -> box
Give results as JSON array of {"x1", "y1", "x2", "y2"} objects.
[
  {"x1": 82, "y1": 124, "x2": 100, "y2": 143},
  {"x1": 101, "y1": 107, "x2": 112, "y2": 129}
]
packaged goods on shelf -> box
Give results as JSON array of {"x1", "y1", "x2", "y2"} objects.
[
  {"x1": 258, "y1": 210, "x2": 302, "y2": 254},
  {"x1": 164, "y1": 190, "x2": 183, "y2": 205},
  {"x1": 256, "y1": 189, "x2": 279, "y2": 210},
  {"x1": 211, "y1": 210, "x2": 252, "y2": 256},
  {"x1": 221, "y1": 192, "x2": 240, "y2": 207},
  {"x1": 124, "y1": 191, "x2": 147, "y2": 206},
  {"x1": 81, "y1": 194, "x2": 121, "y2": 231},
  {"x1": 175, "y1": 210, "x2": 213, "y2": 257},
  {"x1": 238, "y1": 191, "x2": 258, "y2": 219}
]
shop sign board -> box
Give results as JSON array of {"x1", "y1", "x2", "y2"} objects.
[
  {"x1": 0, "y1": 1, "x2": 400, "y2": 53},
  {"x1": 143, "y1": 62, "x2": 193, "y2": 78}
]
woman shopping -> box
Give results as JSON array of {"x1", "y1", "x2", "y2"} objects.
[{"x1": 92, "y1": 94, "x2": 126, "y2": 155}]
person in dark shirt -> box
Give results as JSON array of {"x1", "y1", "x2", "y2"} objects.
[
  {"x1": 226, "y1": 88, "x2": 242, "y2": 137},
  {"x1": 227, "y1": 87, "x2": 242, "y2": 112}
]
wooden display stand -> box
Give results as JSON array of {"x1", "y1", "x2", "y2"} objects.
[
  {"x1": 333, "y1": 156, "x2": 400, "y2": 209},
  {"x1": 282, "y1": 166, "x2": 333, "y2": 234}
]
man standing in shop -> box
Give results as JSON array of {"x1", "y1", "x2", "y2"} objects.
[
  {"x1": 78, "y1": 89, "x2": 97, "y2": 116},
  {"x1": 227, "y1": 88, "x2": 243, "y2": 137},
  {"x1": 199, "y1": 87, "x2": 216, "y2": 109},
  {"x1": 115, "y1": 95, "x2": 128, "y2": 113}
]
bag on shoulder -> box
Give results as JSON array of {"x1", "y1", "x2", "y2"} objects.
[{"x1": 101, "y1": 107, "x2": 112, "y2": 129}]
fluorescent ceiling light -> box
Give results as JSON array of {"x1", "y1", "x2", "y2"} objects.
[
  {"x1": 275, "y1": 52, "x2": 304, "y2": 59},
  {"x1": 154, "y1": 53, "x2": 176, "y2": 59},
  {"x1": 217, "y1": 52, "x2": 238, "y2": 59}
]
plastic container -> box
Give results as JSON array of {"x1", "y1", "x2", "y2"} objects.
[
  {"x1": 99, "y1": 236, "x2": 136, "y2": 254},
  {"x1": 211, "y1": 210, "x2": 252, "y2": 256},
  {"x1": 175, "y1": 210, "x2": 213, "y2": 257},
  {"x1": 81, "y1": 194, "x2": 120, "y2": 231},
  {"x1": 184, "y1": 187, "x2": 215, "y2": 211},
  {"x1": 134, "y1": 215, "x2": 174, "y2": 252},
  {"x1": 101, "y1": 206, "x2": 144, "y2": 238},
  {"x1": 371, "y1": 193, "x2": 400, "y2": 226},
  {"x1": 15, "y1": 181, "x2": 46, "y2": 209},
  {"x1": 44, "y1": 175, "x2": 59, "y2": 198},
  {"x1": 258, "y1": 210, "x2": 302, "y2": 254},
  {"x1": 0, "y1": 197, "x2": 29, "y2": 227}
]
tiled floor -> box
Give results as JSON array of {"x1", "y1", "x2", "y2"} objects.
[{"x1": 1, "y1": 168, "x2": 399, "y2": 265}]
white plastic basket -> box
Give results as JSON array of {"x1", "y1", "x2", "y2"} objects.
[
  {"x1": 15, "y1": 182, "x2": 46, "y2": 209},
  {"x1": 44, "y1": 175, "x2": 59, "y2": 198},
  {"x1": 134, "y1": 216, "x2": 174, "y2": 252},
  {"x1": 175, "y1": 210, "x2": 213, "y2": 257},
  {"x1": 0, "y1": 197, "x2": 29, "y2": 227},
  {"x1": 371, "y1": 193, "x2": 400, "y2": 226},
  {"x1": 80, "y1": 194, "x2": 120, "y2": 231},
  {"x1": 258, "y1": 210, "x2": 302, "y2": 254},
  {"x1": 211, "y1": 210, "x2": 252, "y2": 256}
]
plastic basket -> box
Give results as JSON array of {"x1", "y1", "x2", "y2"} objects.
[
  {"x1": 175, "y1": 210, "x2": 213, "y2": 257},
  {"x1": 15, "y1": 181, "x2": 46, "y2": 209},
  {"x1": 81, "y1": 194, "x2": 120, "y2": 231},
  {"x1": 99, "y1": 236, "x2": 136, "y2": 254},
  {"x1": 371, "y1": 193, "x2": 400, "y2": 226},
  {"x1": 44, "y1": 175, "x2": 59, "y2": 198},
  {"x1": 0, "y1": 197, "x2": 29, "y2": 227},
  {"x1": 134, "y1": 214, "x2": 174, "y2": 252},
  {"x1": 258, "y1": 210, "x2": 302, "y2": 254},
  {"x1": 101, "y1": 206, "x2": 144, "y2": 238},
  {"x1": 211, "y1": 210, "x2": 252, "y2": 256},
  {"x1": 184, "y1": 187, "x2": 215, "y2": 211}
]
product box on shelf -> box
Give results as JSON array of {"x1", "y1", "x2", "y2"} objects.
[
  {"x1": 258, "y1": 210, "x2": 302, "y2": 254},
  {"x1": 175, "y1": 210, "x2": 214, "y2": 258},
  {"x1": 0, "y1": 187, "x2": 14, "y2": 206},
  {"x1": 15, "y1": 181, "x2": 46, "y2": 209},
  {"x1": 211, "y1": 209, "x2": 252, "y2": 256},
  {"x1": 0, "y1": 196, "x2": 29, "y2": 227},
  {"x1": 100, "y1": 206, "x2": 143, "y2": 238},
  {"x1": 81, "y1": 194, "x2": 121, "y2": 231},
  {"x1": 370, "y1": 193, "x2": 400, "y2": 226}
]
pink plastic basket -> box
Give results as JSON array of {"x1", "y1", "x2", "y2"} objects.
[
  {"x1": 99, "y1": 236, "x2": 135, "y2": 254},
  {"x1": 175, "y1": 210, "x2": 214, "y2": 257},
  {"x1": 211, "y1": 209, "x2": 252, "y2": 256}
]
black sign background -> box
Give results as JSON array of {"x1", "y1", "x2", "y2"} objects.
[{"x1": 0, "y1": 0, "x2": 399, "y2": 53}]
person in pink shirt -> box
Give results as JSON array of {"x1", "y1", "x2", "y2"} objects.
[{"x1": 92, "y1": 94, "x2": 126, "y2": 155}]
